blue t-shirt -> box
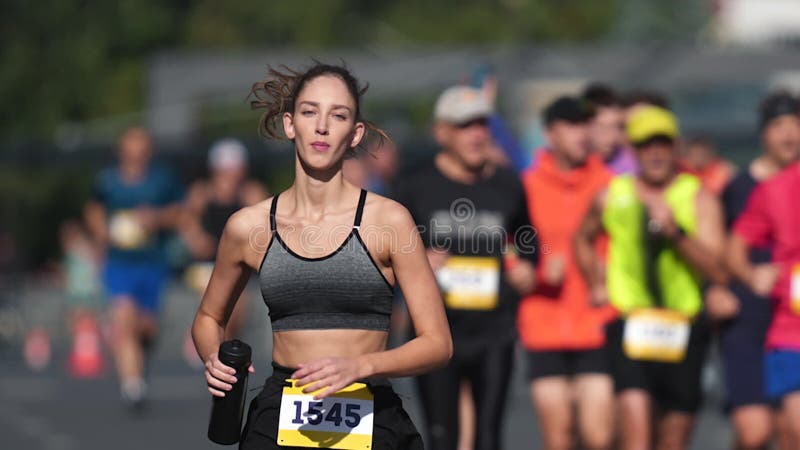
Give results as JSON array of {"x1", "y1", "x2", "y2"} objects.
[{"x1": 94, "y1": 164, "x2": 183, "y2": 263}]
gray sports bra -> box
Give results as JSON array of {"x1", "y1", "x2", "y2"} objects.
[{"x1": 258, "y1": 189, "x2": 394, "y2": 331}]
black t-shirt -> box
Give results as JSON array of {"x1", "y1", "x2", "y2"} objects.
[
  {"x1": 394, "y1": 163, "x2": 537, "y2": 346},
  {"x1": 722, "y1": 170, "x2": 758, "y2": 229},
  {"x1": 721, "y1": 168, "x2": 771, "y2": 264},
  {"x1": 200, "y1": 198, "x2": 243, "y2": 261}
]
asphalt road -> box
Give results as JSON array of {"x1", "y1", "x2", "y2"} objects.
[
  {"x1": 0, "y1": 282, "x2": 734, "y2": 450},
  {"x1": 0, "y1": 350, "x2": 733, "y2": 450}
]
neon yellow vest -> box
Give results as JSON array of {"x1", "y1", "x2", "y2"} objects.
[{"x1": 602, "y1": 174, "x2": 703, "y2": 316}]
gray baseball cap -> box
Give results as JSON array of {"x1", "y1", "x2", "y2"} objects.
[{"x1": 434, "y1": 86, "x2": 494, "y2": 124}]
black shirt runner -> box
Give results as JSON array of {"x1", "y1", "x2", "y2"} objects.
[
  {"x1": 395, "y1": 163, "x2": 537, "y2": 346},
  {"x1": 396, "y1": 161, "x2": 537, "y2": 450}
]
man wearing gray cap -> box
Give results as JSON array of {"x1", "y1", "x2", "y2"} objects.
[{"x1": 395, "y1": 86, "x2": 539, "y2": 450}]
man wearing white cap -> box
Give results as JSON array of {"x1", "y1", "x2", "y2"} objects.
[
  {"x1": 178, "y1": 138, "x2": 267, "y2": 365},
  {"x1": 395, "y1": 86, "x2": 539, "y2": 450}
]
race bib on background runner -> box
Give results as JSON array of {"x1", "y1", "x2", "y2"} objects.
[
  {"x1": 623, "y1": 308, "x2": 690, "y2": 363},
  {"x1": 791, "y1": 264, "x2": 800, "y2": 315},
  {"x1": 184, "y1": 262, "x2": 214, "y2": 294},
  {"x1": 108, "y1": 210, "x2": 150, "y2": 250},
  {"x1": 436, "y1": 256, "x2": 500, "y2": 310},
  {"x1": 278, "y1": 380, "x2": 374, "y2": 449}
]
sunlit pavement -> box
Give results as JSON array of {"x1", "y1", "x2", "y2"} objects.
[{"x1": 0, "y1": 283, "x2": 732, "y2": 449}]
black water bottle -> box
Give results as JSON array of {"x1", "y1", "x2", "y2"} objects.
[{"x1": 208, "y1": 339, "x2": 252, "y2": 445}]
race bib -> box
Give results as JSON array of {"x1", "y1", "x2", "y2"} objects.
[
  {"x1": 108, "y1": 210, "x2": 149, "y2": 250},
  {"x1": 278, "y1": 380, "x2": 374, "y2": 449},
  {"x1": 791, "y1": 264, "x2": 800, "y2": 315},
  {"x1": 436, "y1": 256, "x2": 500, "y2": 310},
  {"x1": 184, "y1": 262, "x2": 214, "y2": 294},
  {"x1": 623, "y1": 308, "x2": 690, "y2": 363}
]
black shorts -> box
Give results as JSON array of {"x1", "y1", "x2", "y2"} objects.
[
  {"x1": 526, "y1": 348, "x2": 609, "y2": 381},
  {"x1": 240, "y1": 363, "x2": 423, "y2": 450},
  {"x1": 605, "y1": 317, "x2": 710, "y2": 413},
  {"x1": 719, "y1": 283, "x2": 772, "y2": 410}
]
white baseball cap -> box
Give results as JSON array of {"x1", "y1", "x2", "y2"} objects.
[
  {"x1": 208, "y1": 138, "x2": 248, "y2": 170},
  {"x1": 433, "y1": 86, "x2": 494, "y2": 124}
]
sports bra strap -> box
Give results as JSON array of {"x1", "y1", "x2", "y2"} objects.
[
  {"x1": 269, "y1": 194, "x2": 279, "y2": 232},
  {"x1": 353, "y1": 189, "x2": 367, "y2": 229}
]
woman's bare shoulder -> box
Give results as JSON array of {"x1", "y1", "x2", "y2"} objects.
[
  {"x1": 223, "y1": 197, "x2": 273, "y2": 243},
  {"x1": 361, "y1": 192, "x2": 417, "y2": 244},
  {"x1": 363, "y1": 192, "x2": 413, "y2": 226}
]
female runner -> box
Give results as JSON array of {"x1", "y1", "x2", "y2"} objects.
[{"x1": 193, "y1": 63, "x2": 452, "y2": 449}]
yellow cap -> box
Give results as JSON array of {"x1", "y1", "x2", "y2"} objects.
[{"x1": 626, "y1": 105, "x2": 679, "y2": 145}]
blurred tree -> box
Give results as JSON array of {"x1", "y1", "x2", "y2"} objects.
[
  {"x1": 183, "y1": 0, "x2": 619, "y2": 47},
  {"x1": 4, "y1": 0, "x2": 713, "y2": 141},
  {"x1": 377, "y1": 0, "x2": 619, "y2": 44},
  {"x1": 0, "y1": 0, "x2": 711, "y2": 148},
  {"x1": 0, "y1": 0, "x2": 189, "y2": 139},
  {"x1": 184, "y1": 0, "x2": 359, "y2": 48},
  {"x1": 612, "y1": 0, "x2": 712, "y2": 43},
  {"x1": 1, "y1": 0, "x2": 717, "y2": 269}
]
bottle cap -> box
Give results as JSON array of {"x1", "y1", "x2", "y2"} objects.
[{"x1": 217, "y1": 339, "x2": 251, "y2": 368}]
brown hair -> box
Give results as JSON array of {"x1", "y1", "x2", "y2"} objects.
[{"x1": 249, "y1": 63, "x2": 389, "y2": 151}]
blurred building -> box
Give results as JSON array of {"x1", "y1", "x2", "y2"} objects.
[
  {"x1": 146, "y1": 46, "x2": 800, "y2": 163},
  {"x1": 714, "y1": 0, "x2": 800, "y2": 46}
]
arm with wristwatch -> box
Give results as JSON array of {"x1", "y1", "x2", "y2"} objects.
[{"x1": 644, "y1": 188, "x2": 739, "y2": 320}]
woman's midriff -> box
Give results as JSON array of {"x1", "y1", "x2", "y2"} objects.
[{"x1": 271, "y1": 329, "x2": 389, "y2": 368}]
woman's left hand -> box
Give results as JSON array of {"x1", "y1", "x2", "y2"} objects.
[{"x1": 292, "y1": 357, "x2": 366, "y2": 399}]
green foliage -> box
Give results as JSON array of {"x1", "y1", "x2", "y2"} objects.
[
  {"x1": 1, "y1": 0, "x2": 626, "y2": 140},
  {"x1": 2, "y1": 0, "x2": 716, "y2": 268},
  {"x1": 378, "y1": 0, "x2": 618, "y2": 44},
  {"x1": 0, "y1": 0, "x2": 186, "y2": 139},
  {"x1": 0, "y1": 166, "x2": 94, "y2": 266}
]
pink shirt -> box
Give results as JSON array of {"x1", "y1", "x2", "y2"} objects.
[{"x1": 734, "y1": 162, "x2": 800, "y2": 351}]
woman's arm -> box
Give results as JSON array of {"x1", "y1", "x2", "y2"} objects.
[
  {"x1": 292, "y1": 200, "x2": 452, "y2": 398},
  {"x1": 192, "y1": 208, "x2": 260, "y2": 396},
  {"x1": 358, "y1": 201, "x2": 453, "y2": 376}
]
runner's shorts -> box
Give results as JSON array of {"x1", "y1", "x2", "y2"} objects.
[
  {"x1": 605, "y1": 317, "x2": 710, "y2": 413},
  {"x1": 526, "y1": 348, "x2": 609, "y2": 381},
  {"x1": 240, "y1": 363, "x2": 423, "y2": 450},
  {"x1": 103, "y1": 259, "x2": 167, "y2": 313},
  {"x1": 719, "y1": 282, "x2": 772, "y2": 409},
  {"x1": 765, "y1": 350, "x2": 800, "y2": 402}
]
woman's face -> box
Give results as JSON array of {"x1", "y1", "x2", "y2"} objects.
[{"x1": 283, "y1": 75, "x2": 365, "y2": 174}]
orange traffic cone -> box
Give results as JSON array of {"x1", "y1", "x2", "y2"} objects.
[{"x1": 68, "y1": 315, "x2": 104, "y2": 378}]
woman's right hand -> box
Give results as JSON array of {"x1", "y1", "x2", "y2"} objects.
[{"x1": 204, "y1": 353, "x2": 239, "y2": 397}]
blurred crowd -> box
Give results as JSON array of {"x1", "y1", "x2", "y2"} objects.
[{"x1": 12, "y1": 70, "x2": 800, "y2": 450}]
